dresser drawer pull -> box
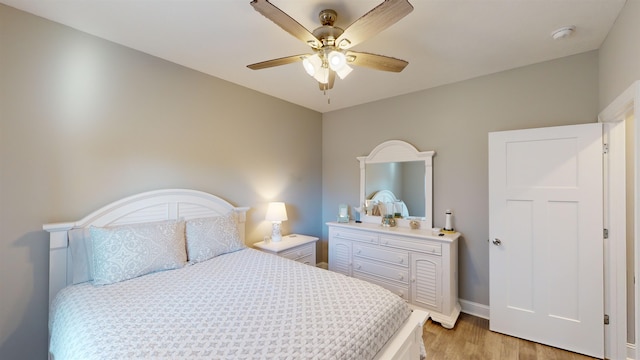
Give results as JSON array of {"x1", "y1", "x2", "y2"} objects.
[
  {"x1": 356, "y1": 264, "x2": 362, "y2": 270},
  {"x1": 397, "y1": 257, "x2": 404, "y2": 264},
  {"x1": 398, "y1": 274, "x2": 404, "y2": 280},
  {"x1": 398, "y1": 292, "x2": 404, "y2": 298}
]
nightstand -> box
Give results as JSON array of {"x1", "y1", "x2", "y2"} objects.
[{"x1": 253, "y1": 234, "x2": 318, "y2": 266}]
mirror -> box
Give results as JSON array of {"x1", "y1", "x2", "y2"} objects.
[
  {"x1": 358, "y1": 140, "x2": 435, "y2": 228},
  {"x1": 365, "y1": 161, "x2": 425, "y2": 217}
]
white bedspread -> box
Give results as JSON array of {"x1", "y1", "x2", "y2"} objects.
[{"x1": 49, "y1": 248, "x2": 412, "y2": 360}]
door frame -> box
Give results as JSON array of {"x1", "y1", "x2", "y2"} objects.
[{"x1": 598, "y1": 80, "x2": 639, "y2": 360}]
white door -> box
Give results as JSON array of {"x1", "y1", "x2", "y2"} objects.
[{"x1": 489, "y1": 123, "x2": 604, "y2": 358}]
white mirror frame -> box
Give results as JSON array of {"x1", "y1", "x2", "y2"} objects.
[{"x1": 358, "y1": 140, "x2": 435, "y2": 228}]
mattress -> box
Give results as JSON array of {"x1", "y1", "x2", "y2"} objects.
[{"x1": 49, "y1": 248, "x2": 413, "y2": 359}]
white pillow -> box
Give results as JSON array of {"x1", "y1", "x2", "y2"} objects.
[
  {"x1": 185, "y1": 212, "x2": 244, "y2": 264},
  {"x1": 90, "y1": 220, "x2": 187, "y2": 286}
]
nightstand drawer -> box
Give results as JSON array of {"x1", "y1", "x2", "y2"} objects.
[
  {"x1": 296, "y1": 254, "x2": 315, "y2": 266},
  {"x1": 279, "y1": 243, "x2": 314, "y2": 261}
]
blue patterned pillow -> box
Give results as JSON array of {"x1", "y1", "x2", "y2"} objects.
[
  {"x1": 185, "y1": 212, "x2": 245, "y2": 264},
  {"x1": 90, "y1": 220, "x2": 187, "y2": 285}
]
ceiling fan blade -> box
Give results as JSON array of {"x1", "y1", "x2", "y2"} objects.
[
  {"x1": 346, "y1": 51, "x2": 408, "y2": 72},
  {"x1": 247, "y1": 54, "x2": 308, "y2": 70},
  {"x1": 250, "y1": 0, "x2": 321, "y2": 49},
  {"x1": 336, "y1": 0, "x2": 413, "y2": 50}
]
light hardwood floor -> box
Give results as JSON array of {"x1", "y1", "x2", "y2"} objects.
[{"x1": 423, "y1": 313, "x2": 600, "y2": 360}]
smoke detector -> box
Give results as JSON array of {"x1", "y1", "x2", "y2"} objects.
[{"x1": 551, "y1": 26, "x2": 576, "y2": 40}]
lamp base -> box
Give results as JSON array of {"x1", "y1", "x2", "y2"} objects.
[{"x1": 271, "y1": 221, "x2": 283, "y2": 242}]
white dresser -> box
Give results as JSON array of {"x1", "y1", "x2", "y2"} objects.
[{"x1": 327, "y1": 221, "x2": 460, "y2": 328}]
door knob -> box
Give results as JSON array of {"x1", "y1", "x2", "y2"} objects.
[{"x1": 492, "y1": 238, "x2": 502, "y2": 246}]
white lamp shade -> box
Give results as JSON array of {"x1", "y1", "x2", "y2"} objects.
[
  {"x1": 302, "y1": 54, "x2": 322, "y2": 76},
  {"x1": 335, "y1": 64, "x2": 353, "y2": 79},
  {"x1": 313, "y1": 67, "x2": 329, "y2": 84},
  {"x1": 265, "y1": 202, "x2": 288, "y2": 222},
  {"x1": 328, "y1": 50, "x2": 347, "y2": 71}
]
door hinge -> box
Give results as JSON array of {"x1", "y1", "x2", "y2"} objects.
[
  {"x1": 604, "y1": 314, "x2": 610, "y2": 325},
  {"x1": 603, "y1": 143, "x2": 609, "y2": 154},
  {"x1": 603, "y1": 228, "x2": 609, "y2": 239}
]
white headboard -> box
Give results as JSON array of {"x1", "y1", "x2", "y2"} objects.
[{"x1": 42, "y1": 189, "x2": 249, "y2": 306}]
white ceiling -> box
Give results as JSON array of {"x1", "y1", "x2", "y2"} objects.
[{"x1": 1, "y1": 0, "x2": 626, "y2": 113}]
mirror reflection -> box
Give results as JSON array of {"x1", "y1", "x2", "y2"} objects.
[{"x1": 365, "y1": 161, "x2": 425, "y2": 217}]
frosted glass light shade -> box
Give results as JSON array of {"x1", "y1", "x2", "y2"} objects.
[
  {"x1": 313, "y1": 67, "x2": 329, "y2": 84},
  {"x1": 328, "y1": 51, "x2": 347, "y2": 71},
  {"x1": 302, "y1": 54, "x2": 322, "y2": 76},
  {"x1": 335, "y1": 64, "x2": 353, "y2": 79}
]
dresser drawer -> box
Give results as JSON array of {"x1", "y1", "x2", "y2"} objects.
[
  {"x1": 331, "y1": 228, "x2": 378, "y2": 245},
  {"x1": 353, "y1": 259, "x2": 408, "y2": 284},
  {"x1": 279, "y1": 243, "x2": 314, "y2": 261},
  {"x1": 355, "y1": 272, "x2": 409, "y2": 301},
  {"x1": 380, "y1": 235, "x2": 441, "y2": 255},
  {"x1": 353, "y1": 244, "x2": 409, "y2": 267}
]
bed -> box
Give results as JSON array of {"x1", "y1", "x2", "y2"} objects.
[{"x1": 43, "y1": 189, "x2": 428, "y2": 360}]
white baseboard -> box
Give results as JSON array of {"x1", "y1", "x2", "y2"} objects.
[
  {"x1": 628, "y1": 342, "x2": 636, "y2": 360},
  {"x1": 316, "y1": 262, "x2": 328, "y2": 270},
  {"x1": 458, "y1": 299, "x2": 490, "y2": 320}
]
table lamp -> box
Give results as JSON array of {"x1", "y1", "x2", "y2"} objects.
[{"x1": 265, "y1": 202, "x2": 288, "y2": 242}]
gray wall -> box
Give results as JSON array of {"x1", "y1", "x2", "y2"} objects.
[
  {"x1": 0, "y1": 5, "x2": 322, "y2": 359},
  {"x1": 322, "y1": 51, "x2": 599, "y2": 307},
  {"x1": 599, "y1": 0, "x2": 640, "y2": 345},
  {"x1": 599, "y1": 0, "x2": 640, "y2": 110}
]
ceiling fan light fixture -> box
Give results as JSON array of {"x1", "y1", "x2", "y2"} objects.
[
  {"x1": 335, "y1": 64, "x2": 353, "y2": 79},
  {"x1": 328, "y1": 50, "x2": 347, "y2": 71},
  {"x1": 303, "y1": 54, "x2": 322, "y2": 76},
  {"x1": 313, "y1": 66, "x2": 330, "y2": 84}
]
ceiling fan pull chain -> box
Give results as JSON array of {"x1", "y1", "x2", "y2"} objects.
[{"x1": 323, "y1": 89, "x2": 330, "y2": 104}]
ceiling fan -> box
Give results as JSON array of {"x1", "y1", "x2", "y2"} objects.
[{"x1": 247, "y1": 0, "x2": 414, "y2": 91}]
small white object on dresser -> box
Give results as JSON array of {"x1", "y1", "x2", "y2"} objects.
[
  {"x1": 327, "y1": 221, "x2": 461, "y2": 329},
  {"x1": 253, "y1": 234, "x2": 318, "y2": 266}
]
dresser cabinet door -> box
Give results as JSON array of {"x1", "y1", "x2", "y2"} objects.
[
  {"x1": 329, "y1": 237, "x2": 352, "y2": 276},
  {"x1": 410, "y1": 253, "x2": 442, "y2": 312}
]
